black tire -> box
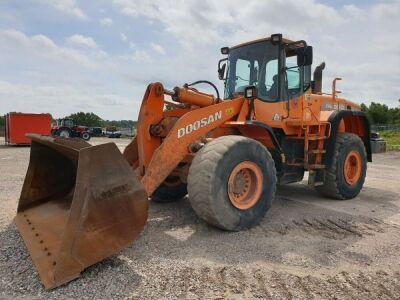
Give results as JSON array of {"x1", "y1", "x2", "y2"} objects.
[
  {"x1": 152, "y1": 176, "x2": 187, "y2": 203},
  {"x1": 81, "y1": 132, "x2": 91, "y2": 141},
  {"x1": 187, "y1": 135, "x2": 277, "y2": 231},
  {"x1": 316, "y1": 132, "x2": 367, "y2": 199},
  {"x1": 59, "y1": 129, "x2": 70, "y2": 138}
]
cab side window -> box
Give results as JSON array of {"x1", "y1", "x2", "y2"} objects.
[
  {"x1": 234, "y1": 59, "x2": 251, "y2": 93},
  {"x1": 234, "y1": 59, "x2": 260, "y2": 94}
]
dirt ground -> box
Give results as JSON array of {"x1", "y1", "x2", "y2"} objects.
[{"x1": 1, "y1": 137, "x2": 400, "y2": 299}]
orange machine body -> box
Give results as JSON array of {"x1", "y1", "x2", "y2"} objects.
[
  {"x1": 123, "y1": 82, "x2": 369, "y2": 197},
  {"x1": 122, "y1": 35, "x2": 371, "y2": 199},
  {"x1": 5, "y1": 113, "x2": 52, "y2": 145}
]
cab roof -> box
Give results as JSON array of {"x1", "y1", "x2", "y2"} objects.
[{"x1": 230, "y1": 37, "x2": 298, "y2": 50}]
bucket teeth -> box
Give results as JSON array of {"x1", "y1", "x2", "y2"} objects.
[{"x1": 15, "y1": 134, "x2": 148, "y2": 289}]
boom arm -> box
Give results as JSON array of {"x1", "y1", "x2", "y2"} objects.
[{"x1": 123, "y1": 82, "x2": 244, "y2": 195}]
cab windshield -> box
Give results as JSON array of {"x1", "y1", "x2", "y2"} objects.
[
  {"x1": 224, "y1": 41, "x2": 279, "y2": 101},
  {"x1": 58, "y1": 119, "x2": 74, "y2": 127}
]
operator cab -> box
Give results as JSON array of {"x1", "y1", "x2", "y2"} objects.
[
  {"x1": 219, "y1": 34, "x2": 313, "y2": 102},
  {"x1": 57, "y1": 118, "x2": 74, "y2": 127}
]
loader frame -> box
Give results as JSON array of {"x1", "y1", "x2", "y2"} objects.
[{"x1": 123, "y1": 77, "x2": 372, "y2": 197}]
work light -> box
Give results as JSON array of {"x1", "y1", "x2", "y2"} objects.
[
  {"x1": 270, "y1": 33, "x2": 282, "y2": 45},
  {"x1": 221, "y1": 47, "x2": 229, "y2": 55},
  {"x1": 244, "y1": 86, "x2": 257, "y2": 99}
]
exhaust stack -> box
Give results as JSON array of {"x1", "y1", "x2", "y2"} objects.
[{"x1": 313, "y1": 62, "x2": 326, "y2": 94}]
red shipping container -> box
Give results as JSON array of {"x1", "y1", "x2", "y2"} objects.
[{"x1": 5, "y1": 112, "x2": 51, "y2": 145}]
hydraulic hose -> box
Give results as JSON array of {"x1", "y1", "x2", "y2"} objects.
[{"x1": 186, "y1": 80, "x2": 221, "y2": 101}]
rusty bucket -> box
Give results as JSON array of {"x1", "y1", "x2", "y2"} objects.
[{"x1": 15, "y1": 134, "x2": 148, "y2": 289}]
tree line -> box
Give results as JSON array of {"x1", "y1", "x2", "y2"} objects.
[
  {"x1": 66, "y1": 102, "x2": 400, "y2": 126},
  {"x1": 1, "y1": 102, "x2": 399, "y2": 128},
  {"x1": 360, "y1": 101, "x2": 400, "y2": 124},
  {"x1": 63, "y1": 112, "x2": 137, "y2": 129},
  {"x1": 0, "y1": 112, "x2": 137, "y2": 130}
]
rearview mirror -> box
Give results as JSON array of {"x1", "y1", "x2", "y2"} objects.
[
  {"x1": 218, "y1": 58, "x2": 227, "y2": 80},
  {"x1": 297, "y1": 46, "x2": 313, "y2": 66},
  {"x1": 218, "y1": 63, "x2": 226, "y2": 80}
]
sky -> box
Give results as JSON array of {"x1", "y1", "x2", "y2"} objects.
[{"x1": 0, "y1": 0, "x2": 399, "y2": 120}]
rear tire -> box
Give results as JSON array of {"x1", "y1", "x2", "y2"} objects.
[
  {"x1": 316, "y1": 132, "x2": 367, "y2": 199},
  {"x1": 152, "y1": 176, "x2": 187, "y2": 203},
  {"x1": 59, "y1": 129, "x2": 70, "y2": 138},
  {"x1": 187, "y1": 136, "x2": 276, "y2": 231}
]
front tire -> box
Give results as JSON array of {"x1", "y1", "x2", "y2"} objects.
[
  {"x1": 316, "y1": 132, "x2": 367, "y2": 199},
  {"x1": 81, "y1": 132, "x2": 91, "y2": 141},
  {"x1": 187, "y1": 136, "x2": 277, "y2": 231}
]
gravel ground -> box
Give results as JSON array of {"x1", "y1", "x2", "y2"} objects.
[{"x1": 1, "y1": 137, "x2": 400, "y2": 299}]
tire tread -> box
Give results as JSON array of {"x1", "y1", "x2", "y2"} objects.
[{"x1": 188, "y1": 136, "x2": 276, "y2": 230}]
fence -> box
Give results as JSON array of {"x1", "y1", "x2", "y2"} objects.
[
  {"x1": 119, "y1": 127, "x2": 136, "y2": 137},
  {"x1": 371, "y1": 124, "x2": 400, "y2": 132},
  {"x1": 0, "y1": 126, "x2": 4, "y2": 137}
]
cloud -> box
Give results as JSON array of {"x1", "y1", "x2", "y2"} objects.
[
  {"x1": 100, "y1": 17, "x2": 113, "y2": 27},
  {"x1": 131, "y1": 49, "x2": 151, "y2": 62},
  {"x1": 0, "y1": 29, "x2": 97, "y2": 68},
  {"x1": 120, "y1": 32, "x2": 127, "y2": 42},
  {"x1": 67, "y1": 34, "x2": 98, "y2": 49},
  {"x1": 113, "y1": 0, "x2": 400, "y2": 106},
  {"x1": 0, "y1": 80, "x2": 133, "y2": 119},
  {"x1": 39, "y1": 0, "x2": 87, "y2": 20},
  {"x1": 1, "y1": 1, "x2": 399, "y2": 123},
  {"x1": 150, "y1": 43, "x2": 165, "y2": 55},
  {"x1": 113, "y1": 0, "x2": 341, "y2": 45}
]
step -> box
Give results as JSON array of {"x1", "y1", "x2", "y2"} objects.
[
  {"x1": 307, "y1": 149, "x2": 326, "y2": 154},
  {"x1": 306, "y1": 164, "x2": 325, "y2": 169},
  {"x1": 286, "y1": 163, "x2": 326, "y2": 169},
  {"x1": 286, "y1": 162, "x2": 304, "y2": 167},
  {"x1": 286, "y1": 135, "x2": 327, "y2": 140},
  {"x1": 306, "y1": 135, "x2": 327, "y2": 141}
]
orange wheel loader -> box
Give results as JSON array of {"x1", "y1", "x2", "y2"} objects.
[{"x1": 15, "y1": 34, "x2": 371, "y2": 289}]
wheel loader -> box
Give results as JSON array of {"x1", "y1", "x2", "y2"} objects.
[{"x1": 15, "y1": 34, "x2": 371, "y2": 289}]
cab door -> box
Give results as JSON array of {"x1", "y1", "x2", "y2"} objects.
[{"x1": 282, "y1": 50, "x2": 312, "y2": 120}]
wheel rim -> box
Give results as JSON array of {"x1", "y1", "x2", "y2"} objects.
[
  {"x1": 228, "y1": 161, "x2": 263, "y2": 210},
  {"x1": 343, "y1": 150, "x2": 362, "y2": 186}
]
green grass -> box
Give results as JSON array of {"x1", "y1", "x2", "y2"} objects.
[{"x1": 379, "y1": 130, "x2": 400, "y2": 151}]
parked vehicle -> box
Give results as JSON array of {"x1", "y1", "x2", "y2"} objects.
[
  {"x1": 89, "y1": 127, "x2": 103, "y2": 137},
  {"x1": 104, "y1": 130, "x2": 122, "y2": 138},
  {"x1": 104, "y1": 126, "x2": 122, "y2": 138},
  {"x1": 51, "y1": 118, "x2": 90, "y2": 140}
]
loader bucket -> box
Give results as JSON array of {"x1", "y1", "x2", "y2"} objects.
[{"x1": 15, "y1": 134, "x2": 148, "y2": 289}]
